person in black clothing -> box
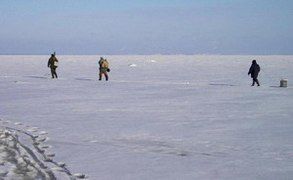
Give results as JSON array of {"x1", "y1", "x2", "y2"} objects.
[
  {"x1": 47, "y1": 53, "x2": 59, "y2": 79},
  {"x1": 248, "y1": 60, "x2": 260, "y2": 86}
]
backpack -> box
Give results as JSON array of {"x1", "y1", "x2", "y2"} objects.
[
  {"x1": 54, "y1": 60, "x2": 59, "y2": 67},
  {"x1": 100, "y1": 60, "x2": 109, "y2": 68}
]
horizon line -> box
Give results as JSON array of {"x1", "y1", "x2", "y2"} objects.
[{"x1": 1, "y1": 54, "x2": 293, "y2": 56}]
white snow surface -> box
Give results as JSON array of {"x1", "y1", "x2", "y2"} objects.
[{"x1": 0, "y1": 55, "x2": 293, "y2": 180}]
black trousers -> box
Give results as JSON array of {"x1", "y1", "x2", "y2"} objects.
[
  {"x1": 252, "y1": 78, "x2": 260, "y2": 86},
  {"x1": 50, "y1": 68, "x2": 58, "y2": 78},
  {"x1": 99, "y1": 71, "x2": 108, "y2": 81}
]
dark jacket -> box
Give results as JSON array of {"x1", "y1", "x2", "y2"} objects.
[
  {"x1": 248, "y1": 62, "x2": 260, "y2": 78},
  {"x1": 48, "y1": 56, "x2": 58, "y2": 68}
]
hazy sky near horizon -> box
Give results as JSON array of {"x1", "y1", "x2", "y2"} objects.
[{"x1": 0, "y1": 0, "x2": 292, "y2": 55}]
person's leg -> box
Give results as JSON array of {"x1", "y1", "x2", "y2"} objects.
[
  {"x1": 251, "y1": 78, "x2": 255, "y2": 86},
  {"x1": 256, "y1": 78, "x2": 260, "y2": 86},
  {"x1": 104, "y1": 72, "x2": 108, "y2": 81},
  {"x1": 53, "y1": 68, "x2": 58, "y2": 78},
  {"x1": 99, "y1": 72, "x2": 102, "y2": 80},
  {"x1": 50, "y1": 68, "x2": 55, "y2": 78}
]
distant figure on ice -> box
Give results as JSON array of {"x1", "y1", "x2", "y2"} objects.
[
  {"x1": 47, "y1": 53, "x2": 59, "y2": 79},
  {"x1": 98, "y1": 57, "x2": 110, "y2": 81},
  {"x1": 248, "y1": 60, "x2": 260, "y2": 86}
]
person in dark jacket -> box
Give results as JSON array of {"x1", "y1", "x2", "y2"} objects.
[
  {"x1": 47, "y1": 53, "x2": 59, "y2": 79},
  {"x1": 248, "y1": 60, "x2": 260, "y2": 86}
]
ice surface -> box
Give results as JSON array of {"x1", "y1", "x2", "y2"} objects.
[{"x1": 0, "y1": 55, "x2": 293, "y2": 179}]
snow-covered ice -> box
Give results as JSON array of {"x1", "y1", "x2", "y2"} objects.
[{"x1": 0, "y1": 55, "x2": 293, "y2": 179}]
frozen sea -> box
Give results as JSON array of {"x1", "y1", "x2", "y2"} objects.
[{"x1": 0, "y1": 55, "x2": 293, "y2": 179}]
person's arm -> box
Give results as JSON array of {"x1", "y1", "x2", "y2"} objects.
[{"x1": 248, "y1": 66, "x2": 252, "y2": 75}]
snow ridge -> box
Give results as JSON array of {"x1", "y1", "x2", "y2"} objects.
[{"x1": 0, "y1": 118, "x2": 87, "y2": 179}]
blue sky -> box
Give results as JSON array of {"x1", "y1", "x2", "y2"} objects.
[{"x1": 0, "y1": 0, "x2": 292, "y2": 55}]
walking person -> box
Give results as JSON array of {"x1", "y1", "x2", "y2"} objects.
[
  {"x1": 98, "y1": 57, "x2": 110, "y2": 81},
  {"x1": 47, "y1": 53, "x2": 59, "y2": 79},
  {"x1": 248, "y1": 60, "x2": 260, "y2": 86}
]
